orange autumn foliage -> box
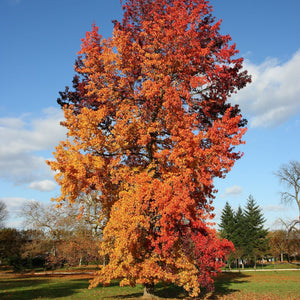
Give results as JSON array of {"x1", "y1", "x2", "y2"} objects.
[{"x1": 48, "y1": 0, "x2": 251, "y2": 297}]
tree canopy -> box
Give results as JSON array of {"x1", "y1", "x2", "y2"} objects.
[{"x1": 48, "y1": 0, "x2": 251, "y2": 296}]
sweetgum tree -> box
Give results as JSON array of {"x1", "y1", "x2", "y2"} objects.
[{"x1": 48, "y1": 0, "x2": 251, "y2": 296}]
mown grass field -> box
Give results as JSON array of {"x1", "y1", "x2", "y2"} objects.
[{"x1": 0, "y1": 270, "x2": 299, "y2": 299}]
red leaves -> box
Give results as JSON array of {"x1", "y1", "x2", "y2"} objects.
[{"x1": 49, "y1": 0, "x2": 250, "y2": 297}]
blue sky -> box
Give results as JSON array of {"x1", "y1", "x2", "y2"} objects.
[{"x1": 0, "y1": 0, "x2": 299, "y2": 229}]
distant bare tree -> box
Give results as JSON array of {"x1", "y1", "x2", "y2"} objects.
[
  {"x1": 274, "y1": 160, "x2": 300, "y2": 224},
  {"x1": 21, "y1": 201, "x2": 94, "y2": 239},
  {"x1": 0, "y1": 200, "x2": 8, "y2": 229},
  {"x1": 276, "y1": 218, "x2": 300, "y2": 262},
  {"x1": 20, "y1": 200, "x2": 102, "y2": 268},
  {"x1": 268, "y1": 230, "x2": 288, "y2": 262}
]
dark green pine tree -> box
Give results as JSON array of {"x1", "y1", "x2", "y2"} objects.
[
  {"x1": 219, "y1": 202, "x2": 235, "y2": 241},
  {"x1": 243, "y1": 195, "x2": 269, "y2": 267},
  {"x1": 219, "y1": 202, "x2": 236, "y2": 268},
  {"x1": 231, "y1": 206, "x2": 246, "y2": 268},
  {"x1": 231, "y1": 206, "x2": 245, "y2": 246}
]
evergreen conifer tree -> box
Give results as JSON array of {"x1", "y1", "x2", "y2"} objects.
[
  {"x1": 243, "y1": 195, "x2": 269, "y2": 267},
  {"x1": 219, "y1": 202, "x2": 236, "y2": 269},
  {"x1": 219, "y1": 202, "x2": 235, "y2": 241},
  {"x1": 232, "y1": 206, "x2": 246, "y2": 247},
  {"x1": 231, "y1": 206, "x2": 246, "y2": 268},
  {"x1": 219, "y1": 196, "x2": 269, "y2": 269}
]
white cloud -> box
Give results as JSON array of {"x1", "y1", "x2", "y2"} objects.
[
  {"x1": 263, "y1": 204, "x2": 289, "y2": 213},
  {"x1": 0, "y1": 107, "x2": 66, "y2": 185},
  {"x1": 0, "y1": 107, "x2": 66, "y2": 155},
  {"x1": 220, "y1": 185, "x2": 243, "y2": 198},
  {"x1": 232, "y1": 49, "x2": 300, "y2": 128},
  {"x1": 28, "y1": 180, "x2": 57, "y2": 192}
]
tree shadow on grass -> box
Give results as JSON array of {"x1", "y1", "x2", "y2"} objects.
[
  {"x1": 108, "y1": 273, "x2": 251, "y2": 299},
  {"x1": 0, "y1": 278, "x2": 49, "y2": 290},
  {"x1": 100, "y1": 283, "x2": 143, "y2": 299},
  {"x1": 102, "y1": 282, "x2": 186, "y2": 299},
  {"x1": 106, "y1": 292, "x2": 143, "y2": 299},
  {"x1": 155, "y1": 282, "x2": 188, "y2": 299},
  {"x1": 0, "y1": 277, "x2": 89, "y2": 300}
]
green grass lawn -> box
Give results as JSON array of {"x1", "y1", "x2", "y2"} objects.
[
  {"x1": 222, "y1": 262, "x2": 300, "y2": 271},
  {"x1": 260, "y1": 262, "x2": 300, "y2": 269},
  {"x1": 0, "y1": 270, "x2": 299, "y2": 299},
  {"x1": 212, "y1": 271, "x2": 300, "y2": 300}
]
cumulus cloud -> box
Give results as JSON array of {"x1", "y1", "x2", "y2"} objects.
[
  {"x1": 28, "y1": 180, "x2": 57, "y2": 192},
  {"x1": 0, "y1": 107, "x2": 66, "y2": 186},
  {"x1": 220, "y1": 185, "x2": 243, "y2": 198},
  {"x1": 231, "y1": 49, "x2": 300, "y2": 128}
]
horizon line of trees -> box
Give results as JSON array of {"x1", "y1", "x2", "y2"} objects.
[
  {"x1": 0, "y1": 196, "x2": 299, "y2": 272},
  {"x1": 0, "y1": 200, "x2": 102, "y2": 271}
]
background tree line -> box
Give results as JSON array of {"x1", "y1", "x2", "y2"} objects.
[{"x1": 0, "y1": 197, "x2": 102, "y2": 271}]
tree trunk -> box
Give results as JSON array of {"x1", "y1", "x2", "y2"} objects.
[
  {"x1": 143, "y1": 283, "x2": 155, "y2": 299},
  {"x1": 281, "y1": 252, "x2": 283, "y2": 262}
]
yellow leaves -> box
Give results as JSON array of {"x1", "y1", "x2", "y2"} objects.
[
  {"x1": 47, "y1": 131, "x2": 108, "y2": 205},
  {"x1": 63, "y1": 106, "x2": 107, "y2": 142},
  {"x1": 119, "y1": 278, "x2": 130, "y2": 287}
]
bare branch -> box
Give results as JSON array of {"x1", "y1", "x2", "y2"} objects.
[
  {"x1": 274, "y1": 160, "x2": 300, "y2": 222},
  {"x1": 0, "y1": 200, "x2": 8, "y2": 228}
]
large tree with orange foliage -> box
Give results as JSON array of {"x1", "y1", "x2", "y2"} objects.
[{"x1": 48, "y1": 0, "x2": 251, "y2": 297}]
